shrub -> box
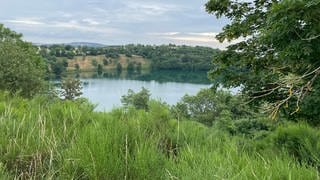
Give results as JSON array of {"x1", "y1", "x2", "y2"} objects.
[
  {"x1": 103, "y1": 58, "x2": 109, "y2": 65},
  {"x1": 97, "y1": 64, "x2": 103, "y2": 74},
  {"x1": 59, "y1": 78, "x2": 83, "y2": 100},
  {"x1": 116, "y1": 62, "x2": 122, "y2": 73},
  {"x1": 91, "y1": 59, "x2": 98, "y2": 67},
  {"x1": 127, "y1": 61, "x2": 135, "y2": 73},
  {"x1": 232, "y1": 117, "x2": 273, "y2": 137},
  {"x1": 173, "y1": 89, "x2": 252, "y2": 126},
  {"x1": 271, "y1": 123, "x2": 320, "y2": 168},
  {"x1": 121, "y1": 87, "x2": 150, "y2": 110},
  {"x1": 74, "y1": 63, "x2": 80, "y2": 71}
]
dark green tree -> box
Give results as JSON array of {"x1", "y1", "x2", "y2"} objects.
[
  {"x1": 97, "y1": 64, "x2": 103, "y2": 75},
  {"x1": 103, "y1": 58, "x2": 109, "y2": 65},
  {"x1": 91, "y1": 59, "x2": 98, "y2": 67},
  {"x1": 116, "y1": 63, "x2": 122, "y2": 74},
  {"x1": 51, "y1": 58, "x2": 68, "y2": 78},
  {"x1": 206, "y1": 0, "x2": 320, "y2": 118},
  {"x1": 136, "y1": 62, "x2": 142, "y2": 74},
  {"x1": 74, "y1": 63, "x2": 80, "y2": 72},
  {"x1": 127, "y1": 61, "x2": 135, "y2": 73},
  {"x1": 0, "y1": 24, "x2": 46, "y2": 97}
]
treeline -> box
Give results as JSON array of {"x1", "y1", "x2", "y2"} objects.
[{"x1": 38, "y1": 44, "x2": 219, "y2": 72}]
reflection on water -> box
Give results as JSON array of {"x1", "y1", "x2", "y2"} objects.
[
  {"x1": 68, "y1": 70, "x2": 211, "y2": 111},
  {"x1": 78, "y1": 70, "x2": 211, "y2": 84}
]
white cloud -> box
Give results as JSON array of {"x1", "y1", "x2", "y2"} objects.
[
  {"x1": 49, "y1": 20, "x2": 121, "y2": 34},
  {"x1": 125, "y1": 2, "x2": 178, "y2": 16},
  {"x1": 148, "y1": 31, "x2": 233, "y2": 48},
  {"x1": 149, "y1": 31, "x2": 219, "y2": 42},
  {"x1": 167, "y1": 36, "x2": 218, "y2": 43},
  {"x1": 187, "y1": 32, "x2": 217, "y2": 37},
  {"x1": 91, "y1": 1, "x2": 181, "y2": 23},
  {"x1": 5, "y1": 19, "x2": 44, "y2": 25},
  {"x1": 82, "y1": 18, "x2": 100, "y2": 25},
  {"x1": 4, "y1": 18, "x2": 125, "y2": 35},
  {"x1": 0, "y1": 0, "x2": 227, "y2": 46},
  {"x1": 56, "y1": 11, "x2": 73, "y2": 18},
  {"x1": 148, "y1": 32, "x2": 180, "y2": 36}
]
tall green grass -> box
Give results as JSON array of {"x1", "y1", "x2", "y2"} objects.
[{"x1": 0, "y1": 92, "x2": 319, "y2": 179}]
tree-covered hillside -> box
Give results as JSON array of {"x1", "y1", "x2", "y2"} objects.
[{"x1": 39, "y1": 44, "x2": 220, "y2": 75}]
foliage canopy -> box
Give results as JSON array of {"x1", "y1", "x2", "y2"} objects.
[
  {"x1": 0, "y1": 24, "x2": 46, "y2": 97},
  {"x1": 206, "y1": 0, "x2": 320, "y2": 118},
  {"x1": 121, "y1": 87, "x2": 151, "y2": 110},
  {"x1": 59, "y1": 78, "x2": 83, "y2": 100}
]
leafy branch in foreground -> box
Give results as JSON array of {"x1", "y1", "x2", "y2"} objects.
[{"x1": 206, "y1": 0, "x2": 320, "y2": 119}]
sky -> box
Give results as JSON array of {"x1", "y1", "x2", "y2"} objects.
[{"x1": 0, "y1": 0, "x2": 230, "y2": 48}]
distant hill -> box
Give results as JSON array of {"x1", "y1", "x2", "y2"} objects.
[
  {"x1": 66, "y1": 42, "x2": 106, "y2": 47},
  {"x1": 34, "y1": 42, "x2": 106, "y2": 47}
]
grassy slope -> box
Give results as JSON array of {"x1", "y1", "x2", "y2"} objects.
[
  {"x1": 0, "y1": 93, "x2": 318, "y2": 179},
  {"x1": 64, "y1": 54, "x2": 151, "y2": 72}
]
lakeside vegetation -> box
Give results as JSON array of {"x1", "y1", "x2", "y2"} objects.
[
  {"x1": 0, "y1": 91, "x2": 319, "y2": 179},
  {"x1": 1, "y1": 0, "x2": 320, "y2": 179}
]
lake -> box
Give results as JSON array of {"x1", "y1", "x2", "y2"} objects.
[{"x1": 78, "y1": 70, "x2": 212, "y2": 111}]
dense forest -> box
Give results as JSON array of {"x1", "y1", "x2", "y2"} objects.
[{"x1": 1, "y1": 0, "x2": 320, "y2": 179}]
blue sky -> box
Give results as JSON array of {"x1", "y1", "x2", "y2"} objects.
[{"x1": 0, "y1": 0, "x2": 230, "y2": 48}]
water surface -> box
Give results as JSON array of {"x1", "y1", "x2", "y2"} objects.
[{"x1": 80, "y1": 70, "x2": 211, "y2": 111}]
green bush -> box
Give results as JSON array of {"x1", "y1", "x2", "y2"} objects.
[
  {"x1": 97, "y1": 64, "x2": 103, "y2": 74},
  {"x1": 116, "y1": 62, "x2": 122, "y2": 73},
  {"x1": 127, "y1": 61, "x2": 135, "y2": 73},
  {"x1": 103, "y1": 58, "x2": 109, "y2": 65},
  {"x1": 91, "y1": 59, "x2": 98, "y2": 67},
  {"x1": 173, "y1": 89, "x2": 252, "y2": 126},
  {"x1": 271, "y1": 123, "x2": 320, "y2": 168},
  {"x1": 59, "y1": 78, "x2": 83, "y2": 100},
  {"x1": 121, "y1": 87, "x2": 150, "y2": 110},
  {"x1": 232, "y1": 117, "x2": 273, "y2": 137}
]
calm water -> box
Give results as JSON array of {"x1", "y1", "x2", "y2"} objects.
[{"x1": 79, "y1": 70, "x2": 211, "y2": 111}]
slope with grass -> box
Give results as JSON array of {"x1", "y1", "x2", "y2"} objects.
[{"x1": 64, "y1": 54, "x2": 150, "y2": 72}]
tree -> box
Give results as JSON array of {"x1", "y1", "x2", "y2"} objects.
[
  {"x1": 136, "y1": 62, "x2": 142, "y2": 73},
  {"x1": 206, "y1": 0, "x2": 320, "y2": 118},
  {"x1": 121, "y1": 87, "x2": 150, "y2": 110},
  {"x1": 0, "y1": 24, "x2": 22, "y2": 41},
  {"x1": 127, "y1": 61, "x2": 135, "y2": 73},
  {"x1": 51, "y1": 58, "x2": 68, "y2": 78},
  {"x1": 173, "y1": 89, "x2": 251, "y2": 126},
  {"x1": 116, "y1": 63, "x2": 122, "y2": 74},
  {"x1": 0, "y1": 24, "x2": 46, "y2": 97},
  {"x1": 91, "y1": 59, "x2": 98, "y2": 67},
  {"x1": 75, "y1": 63, "x2": 80, "y2": 72},
  {"x1": 60, "y1": 78, "x2": 83, "y2": 100},
  {"x1": 103, "y1": 58, "x2": 109, "y2": 65},
  {"x1": 97, "y1": 64, "x2": 103, "y2": 75}
]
